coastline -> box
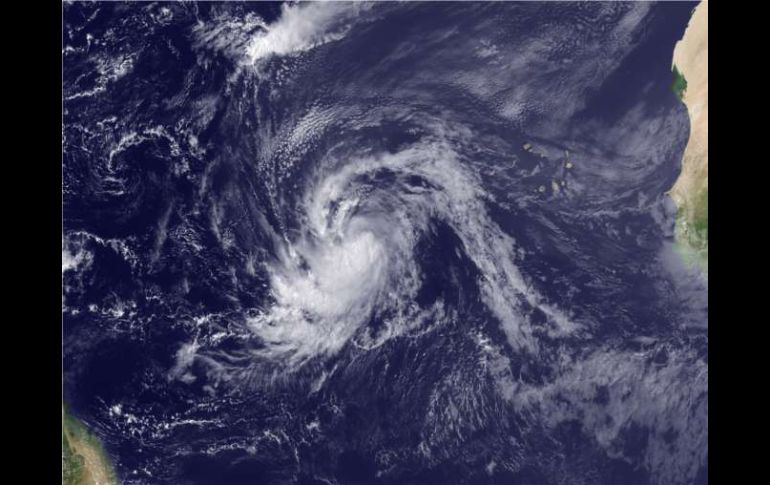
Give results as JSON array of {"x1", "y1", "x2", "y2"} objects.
[
  {"x1": 669, "y1": 1, "x2": 708, "y2": 272},
  {"x1": 62, "y1": 404, "x2": 117, "y2": 485}
]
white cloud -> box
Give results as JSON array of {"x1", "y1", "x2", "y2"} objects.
[{"x1": 246, "y1": 2, "x2": 366, "y2": 63}]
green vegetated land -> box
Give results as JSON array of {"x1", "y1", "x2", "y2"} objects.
[
  {"x1": 675, "y1": 187, "x2": 708, "y2": 272},
  {"x1": 671, "y1": 60, "x2": 707, "y2": 272},
  {"x1": 671, "y1": 65, "x2": 687, "y2": 100},
  {"x1": 63, "y1": 423, "x2": 85, "y2": 484},
  {"x1": 62, "y1": 404, "x2": 116, "y2": 485}
]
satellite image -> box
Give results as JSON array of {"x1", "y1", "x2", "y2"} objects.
[{"x1": 62, "y1": 2, "x2": 708, "y2": 484}]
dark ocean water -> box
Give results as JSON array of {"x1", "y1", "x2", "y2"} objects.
[{"x1": 63, "y1": 2, "x2": 706, "y2": 484}]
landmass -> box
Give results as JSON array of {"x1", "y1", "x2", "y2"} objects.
[
  {"x1": 63, "y1": 404, "x2": 116, "y2": 485},
  {"x1": 669, "y1": 1, "x2": 708, "y2": 272}
]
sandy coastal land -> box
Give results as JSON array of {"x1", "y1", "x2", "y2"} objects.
[{"x1": 670, "y1": 1, "x2": 708, "y2": 270}]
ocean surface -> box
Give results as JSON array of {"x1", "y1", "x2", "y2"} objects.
[{"x1": 63, "y1": 2, "x2": 707, "y2": 484}]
